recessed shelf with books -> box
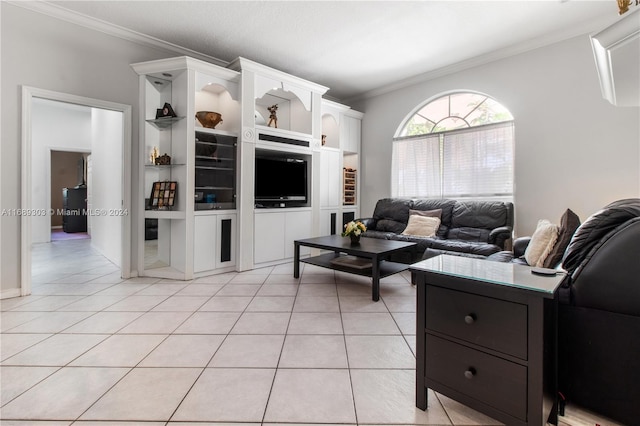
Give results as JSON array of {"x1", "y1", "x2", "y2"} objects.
[{"x1": 344, "y1": 168, "x2": 357, "y2": 205}]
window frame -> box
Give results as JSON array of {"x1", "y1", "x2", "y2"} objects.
[{"x1": 392, "y1": 92, "x2": 514, "y2": 201}]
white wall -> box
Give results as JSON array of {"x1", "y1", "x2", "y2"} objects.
[
  {"x1": 1, "y1": 3, "x2": 177, "y2": 294},
  {"x1": 90, "y1": 108, "x2": 123, "y2": 266},
  {"x1": 31, "y1": 98, "x2": 91, "y2": 243},
  {"x1": 353, "y1": 34, "x2": 640, "y2": 236}
]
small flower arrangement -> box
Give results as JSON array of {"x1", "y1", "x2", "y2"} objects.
[{"x1": 342, "y1": 220, "x2": 367, "y2": 237}]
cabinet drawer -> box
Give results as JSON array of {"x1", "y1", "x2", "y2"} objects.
[
  {"x1": 426, "y1": 285, "x2": 527, "y2": 359},
  {"x1": 426, "y1": 334, "x2": 527, "y2": 421}
]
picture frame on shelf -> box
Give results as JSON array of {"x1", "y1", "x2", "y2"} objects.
[{"x1": 149, "y1": 181, "x2": 177, "y2": 210}]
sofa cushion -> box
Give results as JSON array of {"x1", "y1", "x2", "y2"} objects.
[
  {"x1": 452, "y1": 201, "x2": 509, "y2": 230},
  {"x1": 447, "y1": 227, "x2": 490, "y2": 243},
  {"x1": 525, "y1": 219, "x2": 559, "y2": 267},
  {"x1": 402, "y1": 215, "x2": 441, "y2": 237},
  {"x1": 372, "y1": 198, "x2": 412, "y2": 233},
  {"x1": 543, "y1": 208, "x2": 581, "y2": 269},
  {"x1": 429, "y1": 239, "x2": 502, "y2": 256}
]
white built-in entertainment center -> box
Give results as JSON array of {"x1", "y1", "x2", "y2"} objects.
[{"x1": 132, "y1": 56, "x2": 362, "y2": 279}]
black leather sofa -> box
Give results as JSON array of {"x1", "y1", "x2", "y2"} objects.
[
  {"x1": 359, "y1": 198, "x2": 514, "y2": 262},
  {"x1": 490, "y1": 198, "x2": 640, "y2": 424}
]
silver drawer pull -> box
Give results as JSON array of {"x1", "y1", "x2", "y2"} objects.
[
  {"x1": 464, "y1": 314, "x2": 476, "y2": 324},
  {"x1": 464, "y1": 367, "x2": 476, "y2": 379}
]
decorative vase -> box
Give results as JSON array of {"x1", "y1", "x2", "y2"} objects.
[{"x1": 349, "y1": 234, "x2": 361, "y2": 245}]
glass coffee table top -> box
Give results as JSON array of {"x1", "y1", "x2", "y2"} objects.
[{"x1": 410, "y1": 254, "x2": 565, "y2": 295}]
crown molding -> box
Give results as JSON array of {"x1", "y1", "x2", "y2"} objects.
[
  {"x1": 7, "y1": 1, "x2": 229, "y2": 67},
  {"x1": 348, "y1": 12, "x2": 620, "y2": 104}
]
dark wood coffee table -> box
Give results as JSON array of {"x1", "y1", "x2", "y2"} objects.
[{"x1": 293, "y1": 235, "x2": 417, "y2": 301}]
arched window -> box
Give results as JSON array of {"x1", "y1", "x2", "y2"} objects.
[{"x1": 392, "y1": 92, "x2": 514, "y2": 201}]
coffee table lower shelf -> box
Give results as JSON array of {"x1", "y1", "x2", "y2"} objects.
[{"x1": 301, "y1": 253, "x2": 409, "y2": 279}]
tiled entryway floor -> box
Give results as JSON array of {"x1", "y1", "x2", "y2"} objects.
[{"x1": 1, "y1": 239, "x2": 620, "y2": 425}]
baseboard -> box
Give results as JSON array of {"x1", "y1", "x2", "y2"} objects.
[{"x1": 0, "y1": 287, "x2": 22, "y2": 300}]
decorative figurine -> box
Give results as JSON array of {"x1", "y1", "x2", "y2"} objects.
[
  {"x1": 156, "y1": 102, "x2": 177, "y2": 119},
  {"x1": 155, "y1": 153, "x2": 171, "y2": 165},
  {"x1": 150, "y1": 146, "x2": 159, "y2": 164},
  {"x1": 322, "y1": 135, "x2": 326, "y2": 146},
  {"x1": 267, "y1": 104, "x2": 278, "y2": 128}
]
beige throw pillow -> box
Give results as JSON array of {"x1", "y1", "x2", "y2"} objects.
[
  {"x1": 524, "y1": 219, "x2": 560, "y2": 267},
  {"x1": 402, "y1": 215, "x2": 441, "y2": 237},
  {"x1": 409, "y1": 208, "x2": 442, "y2": 219}
]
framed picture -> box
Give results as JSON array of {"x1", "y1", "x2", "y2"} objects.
[{"x1": 149, "y1": 181, "x2": 177, "y2": 209}]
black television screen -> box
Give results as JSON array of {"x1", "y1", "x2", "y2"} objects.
[{"x1": 255, "y1": 156, "x2": 307, "y2": 205}]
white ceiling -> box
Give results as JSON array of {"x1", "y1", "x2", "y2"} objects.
[{"x1": 45, "y1": 0, "x2": 623, "y2": 101}]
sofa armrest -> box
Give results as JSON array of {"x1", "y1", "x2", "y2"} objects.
[
  {"x1": 513, "y1": 236, "x2": 531, "y2": 258},
  {"x1": 488, "y1": 226, "x2": 513, "y2": 249},
  {"x1": 356, "y1": 217, "x2": 377, "y2": 231}
]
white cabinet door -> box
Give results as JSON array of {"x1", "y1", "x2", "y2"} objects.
[
  {"x1": 194, "y1": 214, "x2": 236, "y2": 273},
  {"x1": 216, "y1": 214, "x2": 236, "y2": 269},
  {"x1": 255, "y1": 210, "x2": 311, "y2": 264},
  {"x1": 194, "y1": 215, "x2": 217, "y2": 273},
  {"x1": 341, "y1": 115, "x2": 361, "y2": 154},
  {"x1": 284, "y1": 210, "x2": 312, "y2": 259},
  {"x1": 320, "y1": 209, "x2": 339, "y2": 236},
  {"x1": 320, "y1": 148, "x2": 341, "y2": 208},
  {"x1": 254, "y1": 212, "x2": 286, "y2": 264}
]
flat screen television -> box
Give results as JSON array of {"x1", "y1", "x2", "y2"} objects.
[{"x1": 255, "y1": 155, "x2": 308, "y2": 207}]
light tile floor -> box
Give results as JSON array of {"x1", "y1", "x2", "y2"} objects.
[{"x1": 0, "y1": 238, "x2": 620, "y2": 425}]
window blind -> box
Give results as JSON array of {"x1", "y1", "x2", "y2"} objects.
[
  {"x1": 442, "y1": 122, "x2": 514, "y2": 198},
  {"x1": 391, "y1": 121, "x2": 513, "y2": 200},
  {"x1": 391, "y1": 134, "x2": 440, "y2": 197}
]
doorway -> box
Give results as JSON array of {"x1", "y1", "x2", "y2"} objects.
[
  {"x1": 21, "y1": 87, "x2": 132, "y2": 296},
  {"x1": 51, "y1": 150, "x2": 91, "y2": 242}
]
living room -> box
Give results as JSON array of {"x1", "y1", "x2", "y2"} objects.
[{"x1": 1, "y1": 1, "x2": 639, "y2": 425}]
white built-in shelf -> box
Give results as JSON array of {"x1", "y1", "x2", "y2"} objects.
[
  {"x1": 144, "y1": 210, "x2": 186, "y2": 220},
  {"x1": 144, "y1": 163, "x2": 186, "y2": 168},
  {"x1": 145, "y1": 116, "x2": 185, "y2": 130}
]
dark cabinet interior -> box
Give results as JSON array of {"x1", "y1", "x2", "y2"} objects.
[
  {"x1": 62, "y1": 186, "x2": 87, "y2": 233},
  {"x1": 195, "y1": 131, "x2": 237, "y2": 210}
]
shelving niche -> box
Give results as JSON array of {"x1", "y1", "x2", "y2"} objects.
[
  {"x1": 132, "y1": 56, "x2": 240, "y2": 279},
  {"x1": 320, "y1": 100, "x2": 363, "y2": 235}
]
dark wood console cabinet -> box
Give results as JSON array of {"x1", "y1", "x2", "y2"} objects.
[{"x1": 411, "y1": 255, "x2": 564, "y2": 426}]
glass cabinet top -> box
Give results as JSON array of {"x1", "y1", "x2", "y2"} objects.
[{"x1": 411, "y1": 255, "x2": 565, "y2": 295}]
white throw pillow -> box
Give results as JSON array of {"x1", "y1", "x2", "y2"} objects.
[
  {"x1": 524, "y1": 219, "x2": 560, "y2": 267},
  {"x1": 402, "y1": 215, "x2": 441, "y2": 237}
]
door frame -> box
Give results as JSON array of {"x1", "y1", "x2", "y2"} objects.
[{"x1": 21, "y1": 86, "x2": 132, "y2": 296}]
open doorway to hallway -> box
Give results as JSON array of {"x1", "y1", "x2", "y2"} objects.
[{"x1": 20, "y1": 87, "x2": 132, "y2": 297}]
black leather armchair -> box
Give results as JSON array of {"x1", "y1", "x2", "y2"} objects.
[
  {"x1": 556, "y1": 199, "x2": 640, "y2": 424},
  {"x1": 487, "y1": 199, "x2": 640, "y2": 423}
]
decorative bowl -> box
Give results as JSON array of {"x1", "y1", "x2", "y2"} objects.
[{"x1": 195, "y1": 111, "x2": 223, "y2": 129}]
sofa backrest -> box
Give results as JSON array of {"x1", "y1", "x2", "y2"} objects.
[
  {"x1": 563, "y1": 198, "x2": 640, "y2": 274},
  {"x1": 372, "y1": 198, "x2": 412, "y2": 234},
  {"x1": 448, "y1": 201, "x2": 513, "y2": 242}
]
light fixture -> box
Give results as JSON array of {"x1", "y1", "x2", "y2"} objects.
[
  {"x1": 617, "y1": 0, "x2": 639, "y2": 15},
  {"x1": 591, "y1": 6, "x2": 640, "y2": 106}
]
